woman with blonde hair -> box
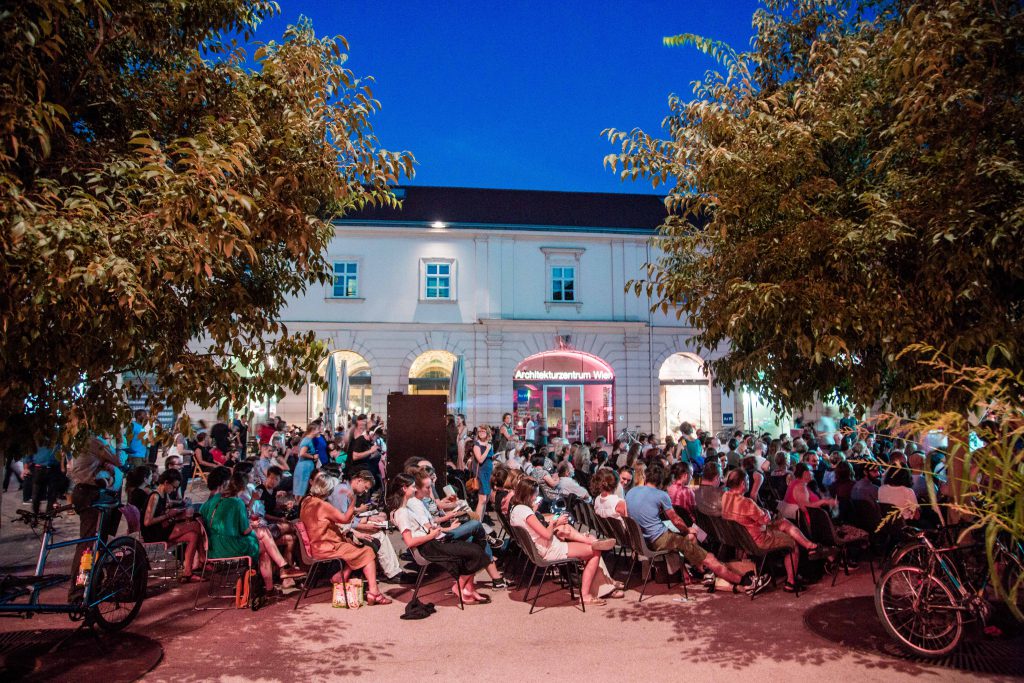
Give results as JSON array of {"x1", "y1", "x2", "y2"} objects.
[
  {"x1": 300, "y1": 474, "x2": 391, "y2": 605},
  {"x1": 472, "y1": 425, "x2": 495, "y2": 520}
]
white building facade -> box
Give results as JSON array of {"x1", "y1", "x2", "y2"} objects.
[{"x1": 216, "y1": 187, "x2": 776, "y2": 440}]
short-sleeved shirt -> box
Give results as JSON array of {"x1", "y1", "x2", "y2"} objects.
[
  {"x1": 667, "y1": 481, "x2": 696, "y2": 515},
  {"x1": 393, "y1": 497, "x2": 433, "y2": 538},
  {"x1": 695, "y1": 484, "x2": 724, "y2": 516},
  {"x1": 31, "y1": 445, "x2": 59, "y2": 466},
  {"x1": 125, "y1": 421, "x2": 146, "y2": 460},
  {"x1": 593, "y1": 493, "x2": 624, "y2": 520},
  {"x1": 624, "y1": 486, "x2": 673, "y2": 543}
]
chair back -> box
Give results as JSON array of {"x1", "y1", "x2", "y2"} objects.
[
  {"x1": 603, "y1": 515, "x2": 631, "y2": 549},
  {"x1": 693, "y1": 509, "x2": 721, "y2": 546},
  {"x1": 621, "y1": 516, "x2": 655, "y2": 558},
  {"x1": 851, "y1": 499, "x2": 882, "y2": 533},
  {"x1": 293, "y1": 521, "x2": 316, "y2": 564},
  {"x1": 510, "y1": 525, "x2": 542, "y2": 565},
  {"x1": 709, "y1": 515, "x2": 737, "y2": 550},
  {"x1": 805, "y1": 506, "x2": 839, "y2": 546},
  {"x1": 723, "y1": 519, "x2": 762, "y2": 556}
]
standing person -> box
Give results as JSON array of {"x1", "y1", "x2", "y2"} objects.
[
  {"x1": 311, "y1": 420, "x2": 330, "y2": 467},
  {"x1": 472, "y1": 425, "x2": 495, "y2": 521},
  {"x1": 124, "y1": 410, "x2": 148, "y2": 469},
  {"x1": 30, "y1": 439, "x2": 61, "y2": 515},
  {"x1": 496, "y1": 413, "x2": 514, "y2": 453},
  {"x1": 347, "y1": 414, "x2": 382, "y2": 492},
  {"x1": 209, "y1": 420, "x2": 232, "y2": 459},
  {"x1": 525, "y1": 414, "x2": 537, "y2": 446},
  {"x1": 680, "y1": 423, "x2": 702, "y2": 464},
  {"x1": 65, "y1": 408, "x2": 124, "y2": 599},
  {"x1": 292, "y1": 423, "x2": 320, "y2": 497},
  {"x1": 233, "y1": 416, "x2": 249, "y2": 459}
]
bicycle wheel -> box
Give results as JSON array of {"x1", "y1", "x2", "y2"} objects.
[
  {"x1": 875, "y1": 565, "x2": 963, "y2": 657},
  {"x1": 884, "y1": 542, "x2": 930, "y2": 573},
  {"x1": 87, "y1": 536, "x2": 148, "y2": 631},
  {"x1": 996, "y1": 543, "x2": 1024, "y2": 619}
]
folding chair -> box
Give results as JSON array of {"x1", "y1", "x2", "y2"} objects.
[
  {"x1": 721, "y1": 519, "x2": 792, "y2": 600},
  {"x1": 408, "y1": 547, "x2": 465, "y2": 610},
  {"x1": 142, "y1": 541, "x2": 184, "y2": 590},
  {"x1": 806, "y1": 506, "x2": 874, "y2": 585},
  {"x1": 293, "y1": 521, "x2": 346, "y2": 610},
  {"x1": 510, "y1": 526, "x2": 585, "y2": 614},
  {"x1": 621, "y1": 517, "x2": 685, "y2": 603},
  {"x1": 194, "y1": 556, "x2": 254, "y2": 610}
]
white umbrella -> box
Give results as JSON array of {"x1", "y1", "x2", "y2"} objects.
[
  {"x1": 324, "y1": 354, "x2": 339, "y2": 433},
  {"x1": 448, "y1": 354, "x2": 467, "y2": 414},
  {"x1": 338, "y1": 359, "x2": 350, "y2": 423}
]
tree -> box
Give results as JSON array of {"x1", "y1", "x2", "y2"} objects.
[
  {"x1": 0, "y1": 1, "x2": 414, "y2": 452},
  {"x1": 604, "y1": 0, "x2": 1024, "y2": 416}
]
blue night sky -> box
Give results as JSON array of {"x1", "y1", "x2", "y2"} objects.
[{"x1": 253, "y1": 1, "x2": 762, "y2": 194}]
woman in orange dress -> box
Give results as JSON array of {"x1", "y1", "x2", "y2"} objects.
[{"x1": 299, "y1": 475, "x2": 392, "y2": 605}]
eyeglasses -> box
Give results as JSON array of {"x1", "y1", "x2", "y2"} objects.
[{"x1": 422, "y1": 465, "x2": 435, "y2": 472}]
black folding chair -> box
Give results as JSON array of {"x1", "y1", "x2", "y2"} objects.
[
  {"x1": 621, "y1": 517, "x2": 685, "y2": 603},
  {"x1": 510, "y1": 526, "x2": 585, "y2": 614}
]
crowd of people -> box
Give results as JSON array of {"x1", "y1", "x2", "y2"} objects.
[{"x1": 3, "y1": 403, "x2": 953, "y2": 612}]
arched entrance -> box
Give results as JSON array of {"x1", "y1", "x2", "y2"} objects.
[
  {"x1": 308, "y1": 350, "x2": 372, "y2": 422},
  {"x1": 408, "y1": 349, "x2": 457, "y2": 396},
  {"x1": 512, "y1": 350, "x2": 614, "y2": 442},
  {"x1": 659, "y1": 353, "x2": 712, "y2": 438}
]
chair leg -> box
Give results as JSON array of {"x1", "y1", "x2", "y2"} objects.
[
  {"x1": 561, "y1": 565, "x2": 575, "y2": 600},
  {"x1": 294, "y1": 561, "x2": 319, "y2": 610},
  {"x1": 529, "y1": 568, "x2": 547, "y2": 615},
  {"x1": 680, "y1": 561, "x2": 688, "y2": 600},
  {"x1": 624, "y1": 556, "x2": 638, "y2": 592},
  {"x1": 576, "y1": 563, "x2": 585, "y2": 613},
  {"x1": 409, "y1": 564, "x2": 428, "y2": 605},
  {"x1": 523, "y1": 563, "x2": 539, "y2": 602},
  {"x1": 193, "y1": 558, "x2": 209, "y2": 610},
  {"x1": 638, "y1": 561, "x2": 652, "y2": 603}
]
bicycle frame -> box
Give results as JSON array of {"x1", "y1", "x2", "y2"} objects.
[
  {"x1": 914, "y1": 537, "x2": 985, "y2": 619},
  {"x1": 0, "y1": 507, "x2": 122, "y2": 615}
]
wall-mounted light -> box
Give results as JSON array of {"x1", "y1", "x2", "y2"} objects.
[{"x1": 430, "y1": 221, "x2": 447, "y2": 229}]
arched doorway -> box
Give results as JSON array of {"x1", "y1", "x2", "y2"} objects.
[
  {"x1": 408, "y1": 349, "x2": 456, "y2": 396},
  {"x1": 308, "y1": 350, "x2": 372, "y2": 422},
  {"x1": 659, "y1": 353, "x2": 712, "y2": 438},
  {"x1": 512, "y1": 350, "x2": 614, "y2": 442}
]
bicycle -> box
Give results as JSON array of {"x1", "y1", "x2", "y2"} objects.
[
  {"x1": 874, "y1": 526, "x2": 1023, "y2": 657},
  {"x1": 0, "y1": 500, "x2": 148, "y2": 631}
]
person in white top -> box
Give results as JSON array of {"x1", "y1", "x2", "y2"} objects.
[
  {"x1": 389, "y1": 470, "x2": 492, "y2": 604},
  {"x1": 878, "y1": 466, "x2": 920, "y2": 521},
  {"x1": 591, "y1": 469, "x2": 627, "y2": 521},
  {"x1": 508, "y1": 478, "x2": 621, "y2": 605}
]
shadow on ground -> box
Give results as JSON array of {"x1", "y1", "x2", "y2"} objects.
[{"x1": 0, "y1": 627, "x2": 162, "y2": 681}]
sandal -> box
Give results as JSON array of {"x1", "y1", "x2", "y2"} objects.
[
  {"x1": 583, "y1": 597, "x2": 607, "y2": 606},
  {"x1": 178, "y1": 573, "x2": 203, "y2": 584},
  {"x1": 462, "y1": 594, "x2": 490, "y2": 605},
  {"x1": 607, "y1": 588, "x2": 625, "y2": 599},
  {"x1": 366, "y1": 591, "x2": 393, "y2": 606},
  {"x1": 782, "y1": 581, "x2": 805, "y2": 593}
]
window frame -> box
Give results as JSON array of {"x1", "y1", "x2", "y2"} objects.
[
  {"x1": 419, "y1": 257, "x2": 457, "y2": 302},
  {"x1": 327, "y1": 258, "x2": 363, "y2": 300}
]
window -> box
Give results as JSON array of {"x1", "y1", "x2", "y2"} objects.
[
  {"x1": 423, "y1": 261, "x2": 452, "y2": 300},
  {"x1": 541, "y1": 246, "x2": 584, "y2": 311},
  {"x1": 551, "y1": 266, "x2": 576, "y2": 302},
  {"x1": 332, "y1": 261, "x2": 359, "y2": 298}
]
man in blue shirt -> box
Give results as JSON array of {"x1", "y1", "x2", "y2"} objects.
[
  {"x1": 625, "y1": 463, "x2": 767, "y2": 594},
  {"x1": 30, "y1": 441, "x2": 61, "y2": 515},
  {"x1": 124, "y1": 410, "x2": 148, "y2": 468}
]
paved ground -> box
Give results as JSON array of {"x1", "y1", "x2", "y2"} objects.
[{"x1": 0, "y1": 490, "x2": 1011, "y2": 682}]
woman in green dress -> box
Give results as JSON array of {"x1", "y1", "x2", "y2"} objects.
[{"x1": 200, "y1": 467, "x2": 302, "y2": 597}]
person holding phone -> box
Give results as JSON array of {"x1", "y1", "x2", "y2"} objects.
[{"x1": 143, "y1": 469, "x2": 206, "y2": 582}]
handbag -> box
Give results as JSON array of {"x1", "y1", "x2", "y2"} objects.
[{"x1": 465, "y1": 477, "x2": 480, "y2": 494}]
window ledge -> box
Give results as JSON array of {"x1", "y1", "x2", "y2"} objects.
[
  {"x1": 418, "y1": 298, "x2": 458, "y2": 304},
  {"x1": 325, "y1": 296, "x2": 366, "y2": 302},
  {"x1": 544, "y1": 300, "x2": 583, "y2": 313}
]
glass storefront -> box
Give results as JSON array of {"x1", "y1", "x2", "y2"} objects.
[
  {"x1": 659, "y1": 353, "x2": 712, "y2": 439},
  {"x1": 512, "y1": 350, "x2": 614, "y2": 442}
]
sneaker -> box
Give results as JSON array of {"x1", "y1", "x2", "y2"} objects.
[
  {"x1": 846, "y1": 560, "x2": 860, "y2": 570},
  {"x1": 744, "y1": 573, "x2": 772, "y2": 596},
  {"x1": 591, "y1": 538, "x2": 616, "y2": 552}
]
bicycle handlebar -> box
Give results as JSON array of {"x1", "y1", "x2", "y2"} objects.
[{"x1": 13, "y1": 504, "x2": 75, "y2": 524}]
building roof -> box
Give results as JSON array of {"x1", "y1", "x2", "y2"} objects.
[{"x1": 338, "y1": 186, "x2": 668, "y2": 233}]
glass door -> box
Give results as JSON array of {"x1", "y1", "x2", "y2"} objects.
[{"x1": 544, "y1": 385, "x2": 585, "y2": 442}]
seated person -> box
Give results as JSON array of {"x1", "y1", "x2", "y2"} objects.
[
  {"x1": 721, "y1": 469, "x2": 825, "y2": 593},
  {"x1": 390, "y1": 471, "x2": 491, "y2": 605},
  {"x1": 200, "y1": 467, "x2": 303, "y2": 602},
  {"x1": 626, "y1": 463, "x2": 766, "y2": 594},
  {"x1": 555, "y1": 461, "x2": 591, "y2": 502},
  {"x1": 143, "y1": 469, "x2": 205, "y2": 582},
  {"x1": 509, "y1": 478, "x2": 621, "y2": 604},
  {"x1": 695, "y1": 461, "x2": 724, "y2": 516},
  {"x1": 405, "y1": 467, "x2": 510, "y2": 588},
  {"x1": 591, "y1": 468, "x2": 627, "y2": 521},
  {"x1": 251, "y1": 465, "x2": 297, "y2": 565},
  {"x1": 316, "y1": 470, "x2": 405, "y2": 583},
  {"x1": 254, "y1": 443, "x2": 290, "y2": 486},
  {"x1": 878, "y1": 465, "x2": 921, "y2": 521},
  {"x1": 851, "y1": 464, "x2": 881, "y2": 502},
  {"x1": 192, "y1": 432, "x2": 218, "y2": 473},
  {"x1": 300, "y1": 474, "x2": 391, "y2": 605},
  {"x1": 666, "y1": 462, "x2": 696, "y2": 524},
  {"x1": 125, "y1": 465, "x2": 153, "y2": 515}
]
